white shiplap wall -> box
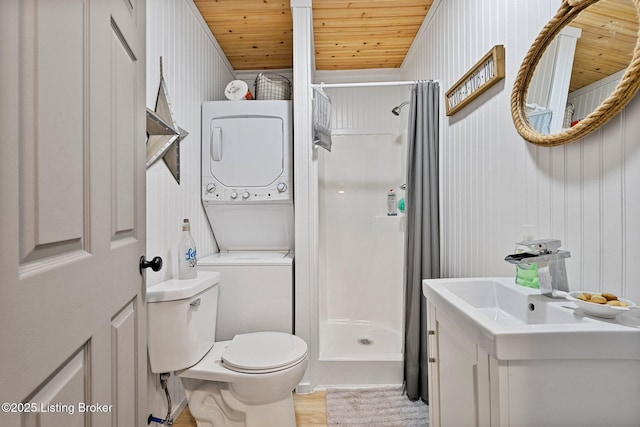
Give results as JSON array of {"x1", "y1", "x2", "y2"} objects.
[
  {"x1": 401, "y1": 0, "x2": 640, "y2": 303},
  {"x1": 324, "y1": 85, "x2": 406, "y2": 133},
  {"x1": 146, "y1": 0, "x2": 234, "y2": 419},
  {"x1": 568, "y1": 70, "x2": 624, "y2": 122}
]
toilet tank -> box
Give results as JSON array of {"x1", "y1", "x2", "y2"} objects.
[{"x1": 147, "y1": 271, "x2": 220, "y2": 373}]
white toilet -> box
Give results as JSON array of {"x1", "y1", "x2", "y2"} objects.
[{"x1": 147, "y1": 271, "x2": 308, "y2": 427}]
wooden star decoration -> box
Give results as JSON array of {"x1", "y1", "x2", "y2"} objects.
[{"x1": 146, "y1": 58, "x2": 188, "y2": 184}]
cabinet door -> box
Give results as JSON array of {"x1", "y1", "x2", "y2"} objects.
[
  {"x1": 429, "y1": 306, "x2": 491, "y2": 427},
  {"x1": 426, "y1": 301, "x2": 441, "y2": 426}
]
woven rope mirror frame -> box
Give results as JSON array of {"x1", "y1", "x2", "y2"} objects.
[{"x1": 511, "y1": 0, "x2": 640, "y2": 146}]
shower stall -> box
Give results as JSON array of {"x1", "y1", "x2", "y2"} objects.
[{"x1": 315, "y1": 84, "x2": 409, "y2": 385}]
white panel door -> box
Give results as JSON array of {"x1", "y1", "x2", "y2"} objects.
[{"x1": 0, "y1": 0, "x2": 147, "y2": 426}]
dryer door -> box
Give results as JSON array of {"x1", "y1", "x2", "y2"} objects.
[{"x1": 208, "y1": 116, "x2": 284, "y2": 187}]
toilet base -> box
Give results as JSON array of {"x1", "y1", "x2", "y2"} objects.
[{"x1": 182, "y1": 379, "x2": 297, "y2": 427}]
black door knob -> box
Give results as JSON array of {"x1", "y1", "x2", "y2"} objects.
[{"x1": 139, "y1": 256, "x2": 163, "y2": 274}]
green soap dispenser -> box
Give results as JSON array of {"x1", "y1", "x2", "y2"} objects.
[{"x1": 515, "y1": 225, "x2": 539, "y2": 289}]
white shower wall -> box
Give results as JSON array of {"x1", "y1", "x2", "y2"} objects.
[
  {"x1": 401, "y1": 0, "x2": 640, "y2": 304},
  {"x1": 146, "y1": 0, "x2": 234, "y2": 419},
  {"x1": 316, "y1": 85, "x2": 407, "y2": 384},
  {"x1": 318, "y1": 134, "x2": 404, "y2": 339}
]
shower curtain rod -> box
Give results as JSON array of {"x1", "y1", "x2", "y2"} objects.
[{"x1": 310, "y1": 80, "x2": 434, "y2": 89}]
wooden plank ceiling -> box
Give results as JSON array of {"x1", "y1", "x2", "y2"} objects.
[
  {"x1": 193, "y1": 0, "x2": 638, "y2": 89},
  {"x1": 193, "y1": 0, "x2": 433, "y2": 71},
  {"x1": 194, "y1": 0, "x2": 294, "y2": 70},
  {"x1": 313, "y1": 0, "x2": 433, "y2": 70},
  {"x1": 568, "y1": 0, "x2": 638, "y2": 92}
]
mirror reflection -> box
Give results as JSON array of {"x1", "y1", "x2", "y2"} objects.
[{"x1": 526, "y1": 0, "x2": 638, "y2": 135}]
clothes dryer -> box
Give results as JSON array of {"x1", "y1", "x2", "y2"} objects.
[{"x1": 201, "y1": 100, "x2": 293, "y2": 251}]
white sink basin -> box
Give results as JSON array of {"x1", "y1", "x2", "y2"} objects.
[{"x1": 423, "y1": 277, "x2": 640, "y2": 360}]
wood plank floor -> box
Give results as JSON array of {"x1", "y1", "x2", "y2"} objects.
[{"x1": 173, "y1": 390, "x2": 327, "y2": 427}]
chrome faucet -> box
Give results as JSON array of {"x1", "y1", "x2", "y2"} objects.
[{"x1": 505, "y1": 239, "x2": 571, "y2": 298}]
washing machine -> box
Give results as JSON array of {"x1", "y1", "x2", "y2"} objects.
[
  {"x1": 198, "y1": 251, "x2": 294, "y2": 341},
  {"x1": 200, "y1": 100, "x2": 295, "y2": 338}
]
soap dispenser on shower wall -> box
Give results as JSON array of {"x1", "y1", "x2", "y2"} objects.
[{"x1": 387, "y1": 189, "x2": 398, "y2": 216}]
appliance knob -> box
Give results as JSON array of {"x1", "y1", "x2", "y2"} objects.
[
  {"x1": 230, "y1": 191, "x2": 238, "y2": 200},
  {"x1": 242, "y1": 191, "x2": 250, "y2": 200},
  {"x1": 206, "y1": 183, "x2": 216, "y2": 193},
  {"x1": 276, "y1": 182, "x2": 287, "y2": 193}
]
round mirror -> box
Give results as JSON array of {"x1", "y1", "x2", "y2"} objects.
[{"x1": 511, "y1": 0, "x2": 640, "y2": 146}]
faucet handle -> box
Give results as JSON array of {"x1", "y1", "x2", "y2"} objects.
[{"x1": 516, "y1": 238, "x2": 562, "y2": 254}]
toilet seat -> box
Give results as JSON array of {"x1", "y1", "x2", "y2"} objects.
[{"x1": 221, "y1": 332, "x2": 308, "y2": 374}]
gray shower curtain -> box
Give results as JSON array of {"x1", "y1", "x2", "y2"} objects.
[{"x1": 403, "y1": 81, "x2": 440, "y2": 403}]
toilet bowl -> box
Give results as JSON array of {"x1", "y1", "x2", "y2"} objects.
[{"x1": 147, "y1": 271, "x2": 308, "y2": 427}]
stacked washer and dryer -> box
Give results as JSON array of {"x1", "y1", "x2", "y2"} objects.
[
  {"x1": 146, "y1": 101, "x2": 304, "y2": 427},
  {"x1": 199, "y1": 100, "x2": 294, "y2": 340}
]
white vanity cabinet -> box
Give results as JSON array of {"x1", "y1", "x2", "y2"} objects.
[{"x1": 424, "y1": 277, "x2": 640, "y2": 427}]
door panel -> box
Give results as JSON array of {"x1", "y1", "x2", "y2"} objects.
[
  {"x1": 209, "y1": 117, "x2": 285, "y2": 187},
  {"x1": 108, "y1": 0, "x2": 147, "y2": 325},
  {"x1": 18, "y1": 0, "x2": 86, "y2": 264},
  {"x1": 112, "y1": 302, "x2": 137, "y2": 427},
  {"x1": 112, "y1": 19, "x2": 138, "y2": 237},
  {"x1": 23, "y1": 348, "x2": 89, "y2": 427},
  {"x1": 0, "y1": 0, "x2": 146, "y2": 425}
]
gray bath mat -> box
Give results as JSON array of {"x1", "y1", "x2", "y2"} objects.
[{"x1": 325, "y1": 386, "x2": 429, "y2": 427}]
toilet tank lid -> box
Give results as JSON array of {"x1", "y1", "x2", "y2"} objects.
[{"x1": 146, "y1": 271, "x2": 220, "y2": 302}]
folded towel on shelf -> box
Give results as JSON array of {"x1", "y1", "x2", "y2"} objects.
[{"x1": 313, "y1": 86, "x2": 333, "y2": 152}]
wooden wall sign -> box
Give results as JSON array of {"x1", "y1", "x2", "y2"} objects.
[{"x1": 445, "y1": 45, "x2": 505, "y2": 116}]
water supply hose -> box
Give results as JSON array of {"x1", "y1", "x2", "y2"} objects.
[{"x1": 147, "y1": 372, "x2": 173, "y2": 426}]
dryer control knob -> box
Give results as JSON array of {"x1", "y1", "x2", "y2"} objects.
[
  {"x1": 242, "y1": 191, "x2": 250, "y2": 200},
  {"x1": 230, "y1": 191, "x2": 238, "y2": 200},
  {"x1": 276, "y1": 182, "x2": 287, "y2": 193},
  {"x1": 206, "y1": 183, "x2": 216, "y2": 193}
]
